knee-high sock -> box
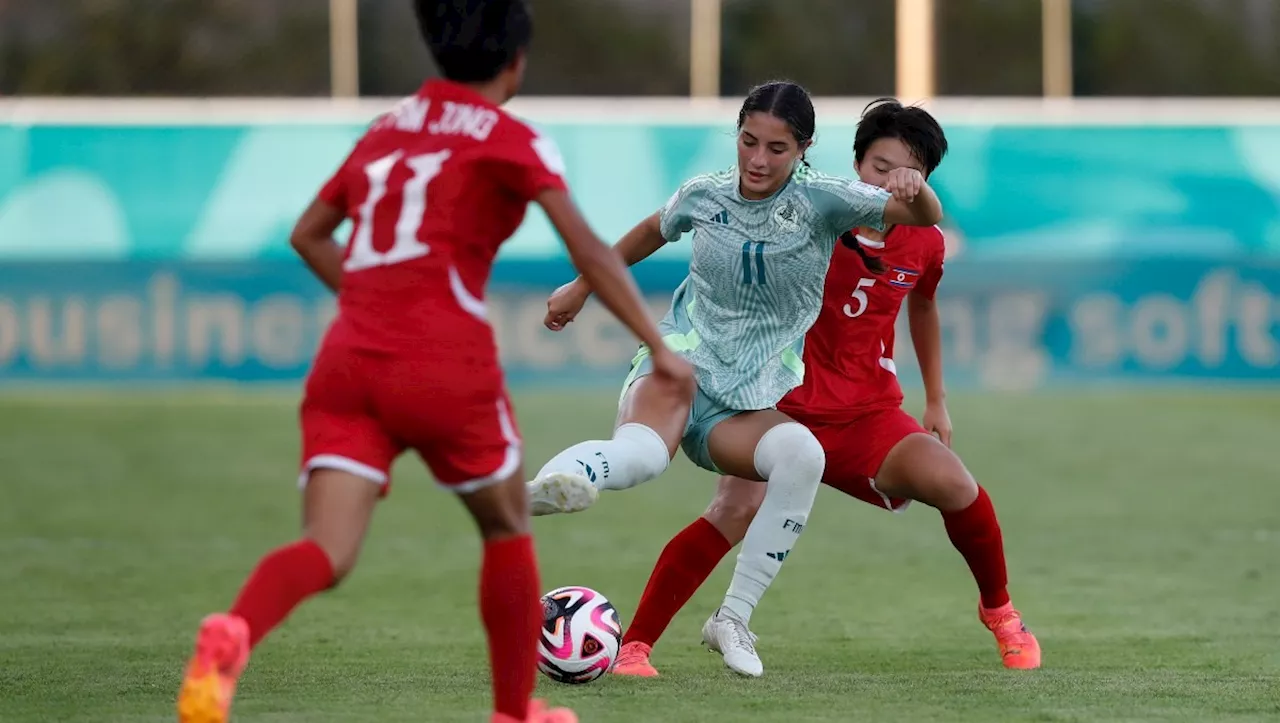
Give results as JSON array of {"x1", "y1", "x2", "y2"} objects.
[
  {"x1": 536, "y1": 423, "x2": 669, "y2": 491},
  {"x1": 941, "y1": 486, "x2": 1011, "y2": 609},
  {"x1": 722, "y1": 423, "x2": 825, "y2": 624}
]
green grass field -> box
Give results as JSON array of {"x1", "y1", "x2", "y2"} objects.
[{"x1": 1, "y1": 388, "x2": 1278, "y2": 722}]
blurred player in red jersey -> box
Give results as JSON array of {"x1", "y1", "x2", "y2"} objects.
[
  {"x1": 611, "y1": 99, "x2": 1042, "y2": 678},
  {"x1": 175, "y1": 2, "x2": 692, "y2": 722}
]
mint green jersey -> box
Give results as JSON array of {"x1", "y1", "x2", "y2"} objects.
[{"x1": 655, "y1": 165, "x2": 891, "y2": 411}]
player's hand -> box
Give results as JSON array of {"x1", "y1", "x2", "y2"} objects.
[
  {"x1": 544, "y1": 278, "x2": 591, "y2": 331},
  {"x1": 885, "y1": 168, "x2": 925, "y2": 204},
  {"x1": 923, "y1": 400, "x2": 952, "y2": 447},
  {"x1": 649, "y1": 348, "x2": 695, "y2": 395}
]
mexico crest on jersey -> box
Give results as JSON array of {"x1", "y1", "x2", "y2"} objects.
[{"x1": 772, "y1": 200, "x2": 800, "y2": 233}]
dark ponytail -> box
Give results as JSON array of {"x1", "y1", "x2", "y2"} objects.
[
  {"x1": 738, "y1": 80, "x2": 815, "y2": 166},
  {"x1": 840, "y1": 231, "x2": 886, "y2": 274}
]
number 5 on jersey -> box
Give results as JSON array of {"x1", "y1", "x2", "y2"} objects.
[
  {"x1": 345, "y1": 150, "x2": 451, "y2": 272},
  {"x1": 843, "y1": 277, "x2": 876, "y2": 318}
]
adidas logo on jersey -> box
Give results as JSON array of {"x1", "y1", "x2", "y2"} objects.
[{"x1": 709, "y1": 210, "x2": 729, "y2": 225}]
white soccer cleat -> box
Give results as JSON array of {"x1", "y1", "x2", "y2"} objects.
[
  {"x1": 527, "y1": 472, "x2": 598, "y2": 516},
  {"x1": 701, "y1": 608, "x2": 764, "y2": 677}
]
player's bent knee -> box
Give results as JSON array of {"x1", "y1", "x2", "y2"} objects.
[
  {"x1": 933, "y1": 462, "x2": 979, "y2": 511},
  {"x1": 459, "y1": 474, "x2": 531, "y2": 540},
  {"x1": 305, "y1": 536, "x2": 361, "y2": 584},
  {"x1": 301, "y1": 467, "x2": 381, "y2": 584},
  {"x1": 614, "y1": 422, "x2": 671, "y2": 481},
  {"x1": 754, "y1": 422, "x2": 825, "y2": 484},
  {"x1": 703, "y1": 477, "x2": 764, "y2": 544},
  {"x1": 914, "y1": 451, "x2": 979, "y2": 512},
  {"x1": 878, "y1": 434, "x2": 976, "y2": 511}
]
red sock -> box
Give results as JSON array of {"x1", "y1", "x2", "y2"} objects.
[
  {"x1": 941, "y1": 486, "x2": 1010, "y2": 609},
  {"x1": 623, "y1": 517, "x2": 732, "y2": 648},
  {"x1": 480, "y1": 534, "x2": 540, "y2": 721},
  {"x1": 228, "y1": 538, "x2": 336, "y2": 648}
]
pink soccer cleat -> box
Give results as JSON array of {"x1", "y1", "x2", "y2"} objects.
[
  {"x1": 979, "y1": 601, "x2": 1042, "y2": 670},
  {"x1": 612, "y1": 641, "x2": 660, "y2": 678},
  {"x1": 176, "y1": 613, "x2": 251, "y2": 723}
]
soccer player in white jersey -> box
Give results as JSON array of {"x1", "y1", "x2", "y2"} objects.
[{"x1": 526, "y1": 81, "x2": 944, "y2": 671}]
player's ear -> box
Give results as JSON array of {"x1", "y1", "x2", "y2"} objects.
[
  {"x1": 500, "y1": 51, "x2": 529, "y2": 99},
  {"x1": 510, "y1": 50, "x2": 528, "y2": 78}
]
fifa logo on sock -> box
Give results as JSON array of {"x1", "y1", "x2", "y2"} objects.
[
  {"x1": 576, "y1": 453, "x2": 609, "y2": 483},
  {"x1": 782, "y1": 518, "x2": 805, "y2": 534}
]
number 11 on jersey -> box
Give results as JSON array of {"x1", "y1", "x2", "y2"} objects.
[{"x1": 345, "y1": 150, "x2": 451, "y2": 272}]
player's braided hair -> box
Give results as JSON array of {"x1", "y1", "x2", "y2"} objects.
[
  {"x1": 738, "y1": 80, "x2": 815, "y2": 168},
  {"x1": 839, "y1": 231, "x2": 887, "y2": 274}
]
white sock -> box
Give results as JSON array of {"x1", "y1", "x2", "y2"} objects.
[
  {"x1": 536, "y1": 423, "x2": 670, "y2": 491},
  {"x1": 721, "y1": 422, "x2": 825, "y2": 625}
]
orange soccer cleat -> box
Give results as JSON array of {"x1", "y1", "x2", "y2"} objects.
[
  {"x1": 176, "y1": 613, "x2": 251, "y2": 723},
  {"x1": 611, "y1": 641, "x2": 660, "y2": 678},
  {"x1": 979, "y1": 601, "x2": 1042, "y2": 670}
]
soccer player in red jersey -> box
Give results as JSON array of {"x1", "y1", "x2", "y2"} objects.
[
  {"x1": 611, "y1": 99, "x2": 1041, "y2": 678},
  {"x1": 174, "y1": 2, "x2": 692, "y2": 722}
]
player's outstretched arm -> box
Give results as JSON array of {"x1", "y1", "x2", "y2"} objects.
[
  {"x1": 289, "y1": 198, "x2": 347, "y2": 293},
  {"x1": 541, "y1": 212, "x2": 667, "y2": 331},
  {"x1": 882, "y1": 168, "x2": 944, "y2": 227},
  {"x1": 599, "y1": 212, "x2": 668, "y2": 268},
  {"x1": 537, "y1": 189, "x2": 667, "y2": 352}
]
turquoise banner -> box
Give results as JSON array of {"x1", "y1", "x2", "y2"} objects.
[
  {"x1": 3, "y1": 120, "x2": 1280, "y2": 260},
  {"x1": 0, "y1": 259, "x2": 1276, "y2": 386}
]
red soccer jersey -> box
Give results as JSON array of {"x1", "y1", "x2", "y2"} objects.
[
  {"x1": 316, "y1": 79, "x2": 567, "y2": 361},
  {"x1": 778, "y1": 224, "x2": 945, "y2": 423}
]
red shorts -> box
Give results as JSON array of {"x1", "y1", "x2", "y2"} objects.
[
  {"x1": 298, "y1": 344, "x2": 521, "y2": 495},
  {"x1": 803, "y1": 407, "x2": 929, "y2": 513}
]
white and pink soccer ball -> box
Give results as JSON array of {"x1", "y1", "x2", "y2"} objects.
[{"x1": 536, "y1": 586, "x2": 622, "y2": 684}]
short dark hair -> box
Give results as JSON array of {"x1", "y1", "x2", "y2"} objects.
[
  {"x1": 842, "y1": 98, "x2": 949, "y2": 274},
  {"x1": 853, "y1": 97, "x2": 948, "y2": 177},
  {"x1": 414, "y1": 0, "x2": 532, "y2": 83},
  {"x1": 738, "y1": 81, "x2": 816, "y2": 155}
]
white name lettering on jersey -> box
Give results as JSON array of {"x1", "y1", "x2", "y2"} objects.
[
  {"x1": 429, "y1": 102, "x2": 499, "y2": 141},
  {"x1": 373, "y1": 97, "x2": 432, "y2": 133}
]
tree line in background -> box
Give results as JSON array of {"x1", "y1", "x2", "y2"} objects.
[{"x1": 1, "y1": 0, "x2": 1278, "y2": 97}]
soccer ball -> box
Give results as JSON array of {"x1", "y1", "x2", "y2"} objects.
[{"x1": 536, "y1": 585, "x2": 622, "y2": 684}]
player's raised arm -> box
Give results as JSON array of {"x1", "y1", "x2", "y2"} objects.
[
  {"x1": 542, "y1": 175, "x2": 705, "y2": 329},
  {"x1": 882, "y1": 168, "x2": 943, "y2": 227},
  {"x1": 811, "y1": 172, "x2": 941, "y2": 238},
  {"x1": 536, "y1": 189, "x2": 670, "y2": 355},
  {"x1": 542, "y1": 211, "x2": 668, "y2": 329},
  {"x1": 607, "y1": 212, "x2": 669, "y2": 267}
]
